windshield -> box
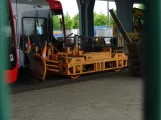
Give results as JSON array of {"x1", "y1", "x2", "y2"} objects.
[
  {"x1": 21, "y1": 17, "x2": 47, "y2": 49},
  {"x1": 52, "y1": 10, "x2": 64, "y2": 39}
]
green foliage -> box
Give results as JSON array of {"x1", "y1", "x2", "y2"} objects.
[
  {"x1": 52, "y1": 15, "x2": 61, "y2": 30},
  {"x1": 71, "y1": 11, "x2": 117, "y2": 28},
  {"x1": 93, "y1": 10, "x2": 117, "y2": 27},
  {"x1": 138, "y1": 4, "x2": 144, "y2": 9},
  {"x1": 72, "y1": 13, "x2": 79, "y2": 29},
  {"x1": 64, "y1": 12, "x2": 73, "y2": 30},
  {"x1": 52, "y1": 11, "x2": 117, "y2": 30},
  {"x1": 94, "y1": 12, "x2": 107, "y2": 26}
]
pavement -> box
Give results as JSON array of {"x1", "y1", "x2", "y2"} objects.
[{"x1": 11, "y1": 71, "x2": 143, "y2": 120}]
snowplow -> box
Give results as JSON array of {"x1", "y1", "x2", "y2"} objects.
[
  {"x1": 22, "y1": 0, "x2": 128, "y2": 81},
  {"x1": 26, "y1": 36, "x2": 128, "y2": 80}
]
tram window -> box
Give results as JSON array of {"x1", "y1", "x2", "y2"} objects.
[
  {"x1": 37, "y1": 26, "x2": 43, "y2": 35},
  {"x1": 52, "y1": 10, "x2": 64, "y2": 39},
  {"x1": 21, "y1": 17, "x2": 47, "y2": 48}
]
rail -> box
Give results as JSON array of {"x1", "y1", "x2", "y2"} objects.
[{"x1": 58, "y1": 36, "x2": 119, "y2": 52}]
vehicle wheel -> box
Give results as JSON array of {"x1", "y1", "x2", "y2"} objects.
[
  {"x1": 114, "y1": 68, "x2": 121, "y2": 72},
  {"x1": 69, "y1": 75, "x2": 80, "y2": 80}
]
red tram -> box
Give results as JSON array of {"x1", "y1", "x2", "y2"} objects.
[{"x1": 4, "y1": 0, "x2": 18, "y2": 84}]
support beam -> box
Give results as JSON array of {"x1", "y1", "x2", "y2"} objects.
[
  {"x1": 107, "y1": 1, "x2": 110, "y2": 27},
  {"x1": 86, "y1": 0, "x2": 95, "y2": 36},
  {"x1": 115, "y1": 0, "x2": 133, "y2": 32},
  {"x1": 144, "y1": 0, "x2": 161, "y2": 119},
  {"x1": 77, "y1": 0, "x2": 95, "y2": 36}
]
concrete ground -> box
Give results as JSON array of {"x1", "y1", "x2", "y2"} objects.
[{"x1": 12, "y1": 72, "x2": 143, "y2": 120}]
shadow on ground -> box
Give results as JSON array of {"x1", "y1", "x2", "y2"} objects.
[{"x1": 11, "y1": 68, "x2": 139, "y2": 94}]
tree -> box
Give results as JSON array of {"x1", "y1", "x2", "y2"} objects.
[
  {"x1": 72, "y1": 14, "x2": 79, "y2": 29},
  {"x1": 93, "y1": 11, "x2": 116, "y2": 27},
  {"x1": 61, "y1": 11, "x2": 117, "y2": 30},
  {"x1": 52, "y1": 15, "x2": 61, "y2": 30},
  {"x1": 64, "y1": 12, "x2": 73, "y2": 30},
  {"x1": 94, "y1": 12, "x2": 107, "y2": 26},
  {"x1": 138, "y1": 4, "x2": 144, "y2": 9},
  {"x1": 71, "y1": 12, "x2": 108, "y2": 29}
]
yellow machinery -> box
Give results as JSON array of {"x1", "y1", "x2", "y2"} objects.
[
  {"x1": 133, "y1": 8, "x2": 144, "y2": 33},
  {"x1": 27, "y1": 36, "x2": 128, "y2": 80},
  {"x1": 22, "y1": 0, "x2": 128, "y2": 81},
  {"x1": 113, "y1": 8, "x2": 144, "y2": 36},
  {"x1": 113, "y1": 8, "x2": 144, "y2": 48},
  {"x1": 109, "y1": 9, "x2": 144, "y2": 77}
]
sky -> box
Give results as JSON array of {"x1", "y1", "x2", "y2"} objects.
[{"x1": 59, "y1": 0, "x2": 140, "y2": 18}]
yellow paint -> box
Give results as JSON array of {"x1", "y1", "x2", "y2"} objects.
[{"x1": 27, "y1": 41, "x2": 128, "y2": 80}]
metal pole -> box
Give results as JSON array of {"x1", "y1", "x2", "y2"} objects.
[
  {"x1": 0, "y1": 0, "x2": 11, "y2": 119},
  {"x1": 107, "y1": 1, "x2": 110, "y2": 27},
  {"x1": 144, "y1": 0, "x2": 161, "y2": 120}
]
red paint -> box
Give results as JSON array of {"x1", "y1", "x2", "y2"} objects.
[
  {"x1": 46, "y1": 0, "x2": 63, "y2": 10},
  {"x1": 9, "y1": 0, "x2": 16, "y2": 47},
  {"x1": 46, "y1": 0, "x2": 67, "y2": 43},
  {"x1": 4, "y1": 0, "x2": 18, "y2": 84},
  {"x1": 4, "y1": 64, "x2": 18, "y2": 84}
]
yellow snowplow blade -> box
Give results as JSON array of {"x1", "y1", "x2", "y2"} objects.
[{"x1": 27, "y1": 54, "x2": 46, "y2": 81}]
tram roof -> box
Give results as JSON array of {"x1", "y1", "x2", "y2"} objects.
[{"x1": 12, "y1": 0, "x2": 48, "y2": 5}]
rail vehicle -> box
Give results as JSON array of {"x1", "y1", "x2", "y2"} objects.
[
  {"x1": 4, "y1": 0, "x2": 18, "y2": 84},
  {"x1": 19, "y1": 0, "x2": 128, "y2": 80}
]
